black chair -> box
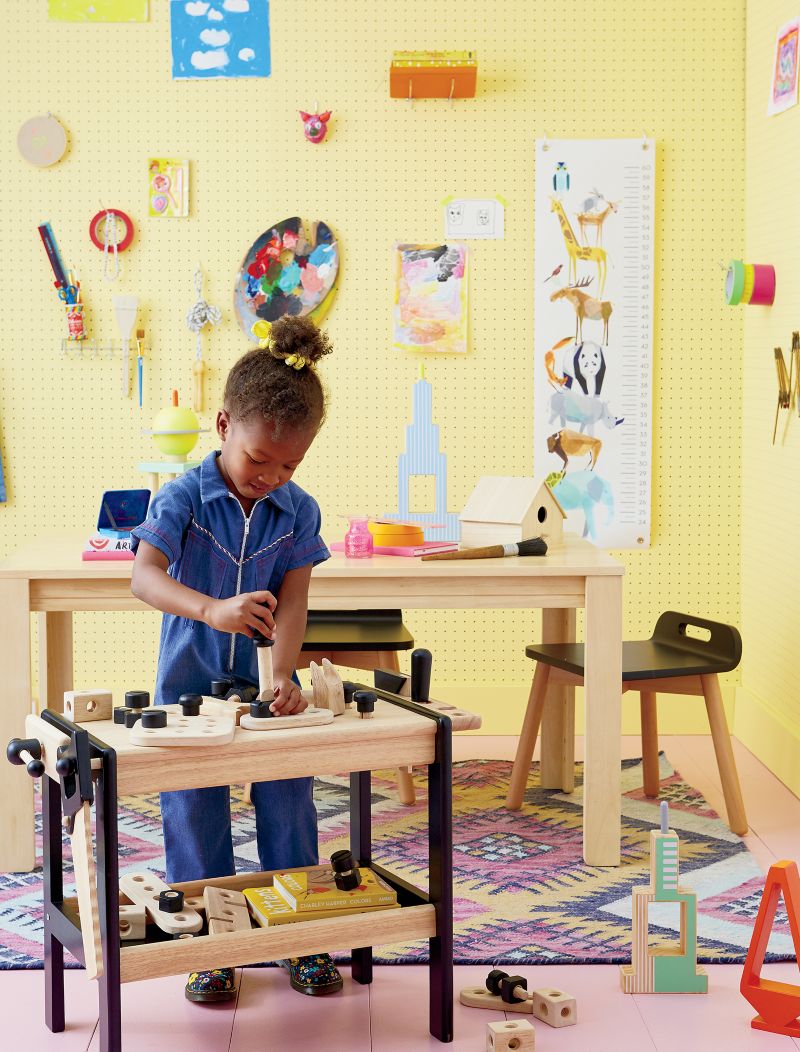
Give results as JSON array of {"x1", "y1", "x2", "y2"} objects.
[
  {"x1": 506, "y1": 612, "x2": 748, "y2": 835},
  {"x1": 300, "y1": 610, "x2": 418, "y2": 806}
]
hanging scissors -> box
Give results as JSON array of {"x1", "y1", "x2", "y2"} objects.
[{"x1": 57, "y1": 284, "x2": 79, "y2": 305}]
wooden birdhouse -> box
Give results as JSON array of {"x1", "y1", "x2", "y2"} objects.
[{"x1": 459, "y1": 476, "x2": 566, "y2": 549}]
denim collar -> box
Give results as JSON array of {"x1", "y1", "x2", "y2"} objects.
[{"x1": 199, "y1": 451, "x2": 294, "y2": 514}]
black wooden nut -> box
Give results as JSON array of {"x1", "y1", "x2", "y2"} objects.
[
  {"x1": 113, "y1": 707, "x2": 127, "y2": 725},
  {"x1": 141, "y1": 709, "x2": 167, "y2": 729},
  {"x1": 124, "y1": 710, "x2": 142, "y2": 728},
  {"x1": 211, "y1": 679, "x2": 233, "y2": 698},
  {"x1": 500, "y1": 975, "x2": 528, "y2": 1004},
  {"x1": 354, "y1": 690, "x2": 376, "y2": 718},
  {"x1": 158, "y1": 889, "x2": 184, "y2": 913},
  {"x1": 342, "y1": 681, "x2": 358, "y2": 705},
  {"x1": 124, "y1": 690, "x2": 150, "y2": 710},
  {"x1": 249, "y1": 700, "x2": 274, "y2": 719},
  {"x1": 178, "y1": 693, "x2": 202, "y2": 717},
  {"x1": 486, "y1": 969, "x2": 509, "y2": 996},
  {"x1": 330, "y1": 849, "x2": 361, "y2": 891}
]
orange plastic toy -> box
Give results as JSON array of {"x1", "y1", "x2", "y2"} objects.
[{"x1": 740, "y1": 860, "x2": 800, "y2": 1037}]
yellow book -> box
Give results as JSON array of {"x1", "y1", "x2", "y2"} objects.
[
  {"x1": 243, "y1": 885, "x2": 400, "y2": 927},
  {"x1": 272, "y1": 865, "x2": 398, "y2": 913}
]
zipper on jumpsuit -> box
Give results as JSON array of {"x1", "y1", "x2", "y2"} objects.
[{"x1": 227, "y1": 495, "x2": 266, "y2": 673}]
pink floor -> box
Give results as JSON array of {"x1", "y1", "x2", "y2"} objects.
[{"x1": 1, "y1": 735, "x2": 798, "y2": 1052}]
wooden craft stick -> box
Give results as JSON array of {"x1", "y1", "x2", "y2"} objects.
[
  {"x1": 71, "y1": 801, "x2": 104, "y2": 979},
  {"x1": 257, "y1": 644, "x2": 274, "y2": 702}
]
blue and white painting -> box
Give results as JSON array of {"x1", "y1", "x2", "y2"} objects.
[{"x1": 170, "y1": 0, "x2": 270, "y2": 79}]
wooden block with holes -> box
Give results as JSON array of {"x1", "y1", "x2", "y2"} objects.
[
  {"x1": 64, "y1": 689, "x2": 113, "y2": 723},
  {"x1": 530, "y1": 988, "x2": 576, "y2": 1027},
  {"x1": 119, "y1": 872, "x2": 202, "y2": 935},
  {"x1": 459, "y1": 985, "x2": 533, "y2": 1014},
  {"x1": 129, "y1": 709, "x2": 235, "y2": 748},
  {"x1": 119, "y1": 903, "x2": 146, "y2": 942},
  {"x1": 203, "y1": 886, "x2": 251, "y2": 935},
  {"x1": 486, "y1": 1018, "x2": 535, "y2": 1051}
]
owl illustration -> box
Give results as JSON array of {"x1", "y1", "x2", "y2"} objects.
[{"x1": 553, "y1": 161, "x2": 570, "y2": 192}]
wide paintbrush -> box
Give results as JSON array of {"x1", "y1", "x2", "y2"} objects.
[{"x1": 421, "y1": 537, "x2": 548, "y2": 561}]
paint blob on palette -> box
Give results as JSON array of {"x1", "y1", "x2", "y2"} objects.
[{"x1": 233, "y1": 218, "x2": 339, "y2": 340}]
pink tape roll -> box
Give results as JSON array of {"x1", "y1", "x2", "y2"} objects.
[{"x1": 749, "y1": 264, "x2": 776, "y2": 306}]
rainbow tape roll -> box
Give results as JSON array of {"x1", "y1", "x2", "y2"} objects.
[{"x1": 725, "y1": 260, "x2": 775, "y2": 306}]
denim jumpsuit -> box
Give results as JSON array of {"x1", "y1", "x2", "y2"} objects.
[{"x1": 131, "y1": 451, "x2": 330, "y2": 883}]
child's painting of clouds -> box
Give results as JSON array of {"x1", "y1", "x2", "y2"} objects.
[
  {"x1": 171, "y1": 0, "x2": 270, "y2": 79},
  {"x1": 48, "y1": 1, "x2": 148, "y2": 20}
]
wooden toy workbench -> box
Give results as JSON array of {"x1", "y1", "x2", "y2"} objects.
[{"x1": 25, "y1": 689, "x2": 454, "y2": 1052}]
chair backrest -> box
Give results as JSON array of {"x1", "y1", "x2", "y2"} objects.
[
  {"x1": 651, "y1": 611, "x2": 742, "y2": 672},
  {"x1": 306, "y1": 609, "x2": 405, "y2": 626}
]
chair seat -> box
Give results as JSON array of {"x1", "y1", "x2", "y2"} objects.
[
  {"x1": 302, "y1": 609, "x2": 414, "y2": 652},
  {"x1": 525, "y1": 639, "x2": 738, "y2": 681}
]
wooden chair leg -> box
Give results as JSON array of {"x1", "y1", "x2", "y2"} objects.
[
  {"x1": 374, "y1": 651, "x2": 418, "y2": 807},
  {"x1": 640, "y1": 691, "x2": 660, "y2": 797},
  {"x1": 506, "y1": 663, "x2": 551, "y2": 810},
  {"x1": 701, "y1": 674, "x2": 748, "y2": 835}
]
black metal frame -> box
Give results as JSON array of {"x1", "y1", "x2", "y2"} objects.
[{"x1": 37, "y1": 690, "x2": 453, "y2": 1050}]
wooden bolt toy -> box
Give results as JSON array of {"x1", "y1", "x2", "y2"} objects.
[
  {"x1": 125, "y1": 690, "x2": 150, "y2": 711},
  {"x1": 620, "y1": 801, "x2": 707, "y2": 994},
  {"x1": 354, "y1": 690, "x2": 376, "y2": 719},
  {"x1": 486, "y1": 1018, "x2": 535, "y2": 1051},
  {"x1": 252, "y1": 620, "x2": 274, "y2": 701},
  {"x1": 741, "y1": 860, "x2": 800, "y2": 1037},
  {"x1": 179, "y1": 693, "x2": 202, "y2": 717},
  {"x1": 141, "y1": 709, "x2": 167, "y2": 729},
  {"x1": 530, "y1": 988, "x2": 577, "y2": 1027},
  {"x1": 64, "y1": 689, "x2": 113, "y2": 723},
  {"x1": 119, "y1": 872, "x2": 203, "y2": 935}
]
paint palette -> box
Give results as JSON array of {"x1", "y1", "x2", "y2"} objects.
[{"x1": 233, "y1": 217, "x2": 339, "y2": 341}]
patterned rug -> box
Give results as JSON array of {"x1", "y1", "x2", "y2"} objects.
[{"x1": 0, "y1": 755, "x2": 792, "y2": 968}]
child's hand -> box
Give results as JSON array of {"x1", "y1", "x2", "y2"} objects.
[
  {"x1": 269, "y1": 676, "x2": 307, "y2": 716},
  {"x1": 206, "y1": 591, "x2": 276, "y2": 638}
]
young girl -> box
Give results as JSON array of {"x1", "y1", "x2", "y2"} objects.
[{"x1": 131, "y1": 316, "x2": 341, "y2": 1003}]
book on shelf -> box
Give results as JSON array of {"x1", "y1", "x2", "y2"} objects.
[
  {"x1": 271, "y1": 864, "x2": 398, "y2": 913},
  {"x1": 330, "y1": 540, "x2": 458, "y2": 558},
  {"x1": 243, "y1": 885, "x2": 400, "y2": 927}
]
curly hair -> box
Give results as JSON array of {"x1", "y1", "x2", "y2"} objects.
[{"x1": 224, "y1": 316, "x2": 333, "y2": 435}]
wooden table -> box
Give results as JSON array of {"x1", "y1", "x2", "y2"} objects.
[
  {"x1": 25, "y1": 693, "x2": 453, "y2": 1051},
  {"x1": 0, "y1": 533, "x2": 623, "y2": 870}
]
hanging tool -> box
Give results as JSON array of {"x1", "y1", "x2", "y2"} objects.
[
  {"x1": 186, "y1": 265, "x2": 222, "y2": 412},
  {"x1": 113, "y1": 294, "x2": 139, "y2": 398}
]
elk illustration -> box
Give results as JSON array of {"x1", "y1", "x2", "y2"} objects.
[
  {"x1": 550, "y1": 277, "x2": 613, "y2": 344},
  {"x1": 576, "y1": 198, "x2": 619, "y2": 246}
]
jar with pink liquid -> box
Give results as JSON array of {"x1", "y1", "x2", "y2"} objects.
[{"x1": 344, "y1": 517, "x2": 373, "y2": 559}]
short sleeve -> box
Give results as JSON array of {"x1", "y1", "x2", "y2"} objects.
[
  {"x1": 130, "y1": 483, "x2": 193, "y2": 567},
  {"x1": 286, "y1": 493, "x2": 330, "y2": 572}
]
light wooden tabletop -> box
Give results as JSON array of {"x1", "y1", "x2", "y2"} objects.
[{"x1": 0, "y1": 533, "x2": 624, "y2": 579}]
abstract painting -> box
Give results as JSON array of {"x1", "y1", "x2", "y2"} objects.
[
  {"x1": 170, "y1": 0, "x2": 270, "y2": 80},
  {"x1": 393, "y1": 243, "x2": 468, "y2": 354},
  {"x1": 768, "y1": 19, "x2": 800, "y2": 115},
  {"x1": 48, "y1": 0, "x2": 148, "y2": 19}
]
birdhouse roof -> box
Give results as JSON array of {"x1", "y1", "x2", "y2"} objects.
[{"x1": 460, "y1": 476, "x2": 566, "y2": 525}]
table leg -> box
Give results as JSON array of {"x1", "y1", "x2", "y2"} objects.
[
  {"x1": 583, "y1": 575, "x2": 622, "y2": 866},
  {"x1": 0, "y1": 578, "x2": 35, "y2": 871},
  {"x1": 43, "y1": 774, "x2": 65, "y2": 1033},
  {"x1": 428, "y1": 714, "x2": 453, "y2": 1042},
  {"x1": 97, "y1": 746, "x2": 122, "y2": 1052},
  {"x1": 539, "y1": 607, "x2": 576, "y2": 792},
  {"x1": 38, "y1": 612, "x2": 73, "y2": 711},
  {"x1": 349, "y1": 770, "x2": 373, "y2": 985}
]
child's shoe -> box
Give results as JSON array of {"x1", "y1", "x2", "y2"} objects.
[
  {"x1": 185, "y1": 967, "x2": 238, "y2": 1002},
  {"x1": 280, "y1": 954, "x2": 343, "y2": 996}
]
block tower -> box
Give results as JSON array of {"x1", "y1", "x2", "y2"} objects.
[
  {"x1": 620, "y1": 801, "x2": 707, "y2": 994},
  {"x1": 389, "y1": 365, "x2": 460, "y2": 542}
]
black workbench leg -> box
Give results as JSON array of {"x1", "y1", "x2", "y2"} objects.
[
  {"x1": 96, "y1": 752, "x2": 122, "y2": 1052},
  {"x1": 428, "y1": 722, "x2": 453, "y2": 1042},
  {"x1": 43, "y1": 774, "x2": 65, "y2": 1033},
  {"x1": 349, "y1": 770, "x2": 373, "y2": 985}
]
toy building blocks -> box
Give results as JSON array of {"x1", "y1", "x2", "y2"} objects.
[
  {"x1": 485, "y1": 1018, "x2": 535, "y2": 1051},
  {"x1": 620, "y1": 801, "x2": 707, "y2": 994}
]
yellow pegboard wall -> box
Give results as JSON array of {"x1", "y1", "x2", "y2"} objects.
[{"x1": 0, "y1": 2, "x2": 745, "y2": 732}]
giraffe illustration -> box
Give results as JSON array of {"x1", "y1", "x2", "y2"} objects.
[{"x1": 550, "y1": 197, "x2": 607, "y2": 294}]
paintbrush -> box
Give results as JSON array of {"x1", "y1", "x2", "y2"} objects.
[
  {"x1": 421, "y1": 537, "x2": 548, "y2": 561},
  {"x1": 136, "y1": 328, "x2": 145, "y2": 408}
]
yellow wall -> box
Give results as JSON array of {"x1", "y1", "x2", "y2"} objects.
[
  {"x1": 0, "y1": 2, "x2": 745, "y2": 734},
  {"x1": 737, "y1": 3, "x2": 800, "y2": 792}
]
